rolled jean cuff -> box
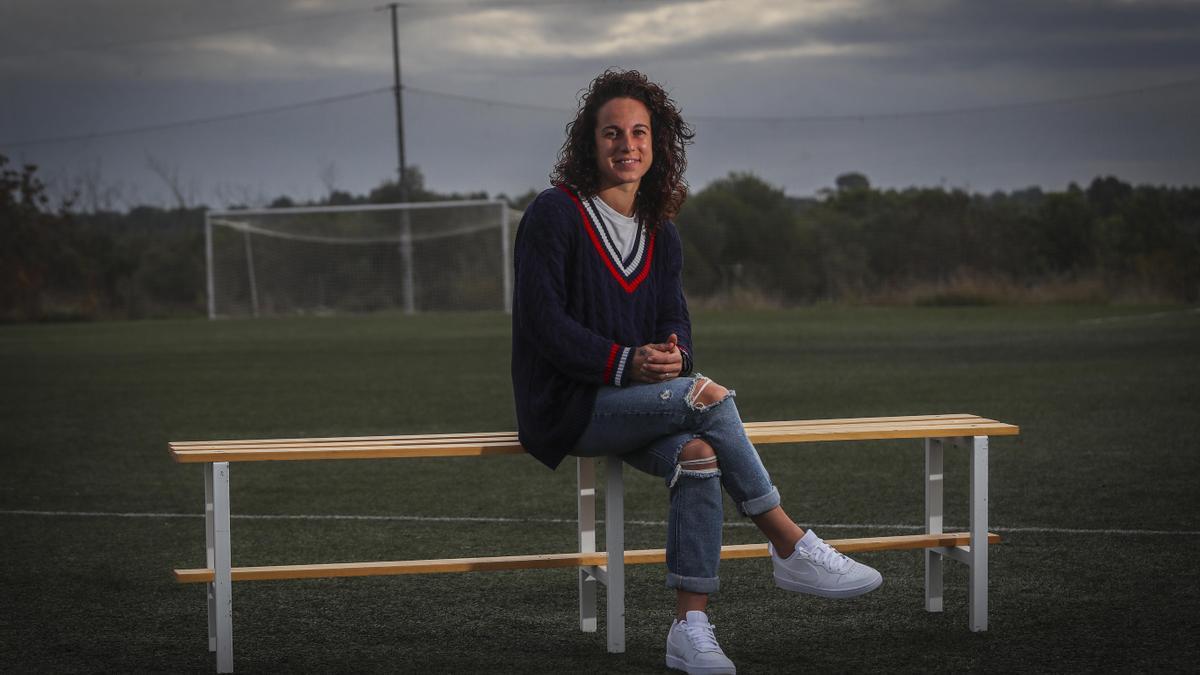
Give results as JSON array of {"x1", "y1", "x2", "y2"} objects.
[
  {"x1": 666, "y1": 572, "x2": 720, "y2": 594},
  {"x1": 738, "y1": 485, "x2": 781, "y2": 517}
]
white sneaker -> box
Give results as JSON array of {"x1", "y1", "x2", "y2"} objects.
[
  {"x1": 665, "y1": 610, "x2": 736, "y2": 675},
  {"x1": 770, "y1": 530, "x2": 883, "y2": 598}
]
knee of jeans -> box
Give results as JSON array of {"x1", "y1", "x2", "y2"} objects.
[
  {"x1": 685, "y1": 375, "x2": 731, "y2": 411},
  {"x1": 668, "y1": 438, "x2": 720, "y2": 488}
]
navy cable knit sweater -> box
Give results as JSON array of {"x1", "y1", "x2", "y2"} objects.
[{"x1": 511, "y1": 185, "x2": 694, "y2": 469}]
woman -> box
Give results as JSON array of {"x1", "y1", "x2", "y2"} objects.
[{"x1": 511, "y1": 69, "x2": 881, "y2": 675}]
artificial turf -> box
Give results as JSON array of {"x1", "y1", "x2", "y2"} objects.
[{"x1": 1, "y1": 305, "x2": 1197, "y2": 672}]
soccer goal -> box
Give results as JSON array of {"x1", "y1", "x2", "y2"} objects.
[{"x1": 204, "y1": 200, "x2": 514, "y2": 318}]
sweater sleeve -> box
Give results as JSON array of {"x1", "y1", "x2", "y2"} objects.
[
  {"x1": 514, "y1": 193, "x2": 634, "y2": 387},
  {"x1": 656, "y1": 221, "x2": 694, "y2": 377}
]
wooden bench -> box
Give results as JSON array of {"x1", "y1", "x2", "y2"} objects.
[{"x1": 171, "y1": 413, "x2": 1018, "y2": 673}]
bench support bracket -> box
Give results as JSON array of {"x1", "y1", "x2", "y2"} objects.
[
  {"x1": 583, "y1": 564, "x2": 608, "y2": 586},
  {"x1": 932, "y1": 545, "x2": 973, "y2": 565}
]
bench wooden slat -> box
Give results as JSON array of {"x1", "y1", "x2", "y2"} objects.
[
  {"x1": 169, "y1": 426, "x2": 1017, "y2": 462},
  {"x1": 748, "y1": 414, "x2": 983, "y2": 427},
  {"x1": 742, "y1": 422, "x2": 1018, "y2": 444},
  {"x1": 171, "y1": 420, "x2": 1011, "y2": 455},
  {"x1": 174, "y1": 436, "x2": 521, "y2": 452},
  {"x1": 170, "y1": 415, "x2": 1019, "y2": 463},
  {"x1": 169, "y1": 420, "x2": 1012, "y2": 456},
  {"x1": 169, "y1": 414, "x2": 987, "y2": 448},
  {"x1": 173, "y1": 532, "x2": 1000, "y2": 583},
  {"x1": 168, "y1": 416, "x2": 1005, "y2": 452},
  {"x1": 172, "y1": 443, "x2": 527, "y2": 462},
  {"x1": 170, "y1": 430, "x2": 522, "y2": 448}
]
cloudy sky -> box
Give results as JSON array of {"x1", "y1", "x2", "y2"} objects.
[{"x1": 1, "y1": 0, "x2": 1198, "y2": 208}]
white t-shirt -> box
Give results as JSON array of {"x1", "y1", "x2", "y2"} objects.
[{"x1": 588, "y1": 196, "x2": 640, "y2": 262}]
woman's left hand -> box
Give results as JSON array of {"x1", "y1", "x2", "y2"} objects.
[{"x1": 630, "y1": 334, "x2": 682, "y2": 383}]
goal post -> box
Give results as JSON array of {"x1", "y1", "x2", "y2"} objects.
[{"x1": 204, "y1": 199, "x2": 515, "y2": 319}]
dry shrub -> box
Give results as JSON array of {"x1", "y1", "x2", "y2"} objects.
[
  {"x1": 867, "y1": 271, "x2": 1178, "y2": 306},
  {"x1": 687, "y1": 272, "x2": 1180, "y2": 309},
  {"x1": 876, "y1": 272, "x2": 1109, "y2": 306},
  {"x1": 687, "y1": 286, "x2": 787, "y2": 310}
]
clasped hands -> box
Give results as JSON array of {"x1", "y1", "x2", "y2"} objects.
[{"x1": 630, "y1": 333, "x2": 683, "y2": 384}]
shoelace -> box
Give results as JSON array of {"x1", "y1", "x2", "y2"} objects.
[
  {"x1": 807, "y1": 538, "x2": 853, "y2": 574},
  {"x1": 682, "y1": 619, "x2": 723, "y2": 653}
]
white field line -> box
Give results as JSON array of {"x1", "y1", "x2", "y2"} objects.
[
  {"x1": 2, "y1": 509, "x2": 1198, "y2": 537},
  {"x1": 1078, "y1": 307, "x2": 1200, "y2": 325}
]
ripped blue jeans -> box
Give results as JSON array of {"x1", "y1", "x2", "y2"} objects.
[{"x1": 571, "y1": 375, "x2": 780, "y2": 594}]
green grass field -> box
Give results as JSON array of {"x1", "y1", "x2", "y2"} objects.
[{"x1": 2, "y1": 306, "x2": 1198, "y2": 672}]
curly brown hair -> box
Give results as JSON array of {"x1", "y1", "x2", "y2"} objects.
[{"x1": 551, "y1": 69, "x2": 695, "y2": 227}]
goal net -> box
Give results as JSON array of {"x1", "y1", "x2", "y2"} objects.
[{"x1": 205, "y1": 200, "x2": 515, "y2": 318}]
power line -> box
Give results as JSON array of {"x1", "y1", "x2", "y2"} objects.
[
  {"x1": 0, "y1": 87, "x2": 391, "y2": 149},
  {"x1": 5, "y1": 74, "x2": 1197, "y2": 150},
  {"x1": 408, "y1": 75, "x2": 1200, "y2": 122},
  {"x1": 405, "y1": 85, "x2": 571, "y2": 114},
  {"x1": 686, "y1": 74, "x2": 1200, "y2": 123},
  {"x1": 0, "y1": 84, "x2": 566, "y2": 150}
]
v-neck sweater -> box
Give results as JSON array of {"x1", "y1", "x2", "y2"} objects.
[{"x1": 511, "y1": 185, "x2": 694, "y2": 469}]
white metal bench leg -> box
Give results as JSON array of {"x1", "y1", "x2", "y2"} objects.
[
  {"x1": 211, "y1": 462, "x2": 234, "y2": 672},
  {"x1": 924, "y1": 438, "x2": 944, "y2": 613},
  {"x1": 605, "y1": 457, "x2": 625, "y2": 653},
  {"x1": 577, "y1": 457, "x2": 597, "y2": 633},
  {"x1": 205, "y1": 467, "x2": 217, "y2": 651},
  {"x1": 969, "y1": 436, "x2": 989, "y2": 632}
]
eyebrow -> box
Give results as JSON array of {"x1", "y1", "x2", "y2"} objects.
[{"x1": 601, "y1": 123, "x2": 650, "y2": 131}]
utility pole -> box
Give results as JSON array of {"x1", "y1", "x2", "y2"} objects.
[
  {"x1": 388, "y1": 2, "x2": 406, "y2": 191},
  {"x1": 386, "y1": 2, "x2": 415, "y2": 314}
]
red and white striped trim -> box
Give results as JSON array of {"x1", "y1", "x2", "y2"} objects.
[
  {"x1": 611, "y1": 346, "x2": 632, "y2": 386},
  {"x1": 601, "y1": 343, "x2": 632, "y2": 386},
  {"x1": 582, "y1": 196, "x2": 647, "y2": 278},
  {"x1": 558, "y1": 185, "x2": 655, "y2": 294},
  {"x1": 678, "y1": 344, "x2": 692, "y2": 375}
]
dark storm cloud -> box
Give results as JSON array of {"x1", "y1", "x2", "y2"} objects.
[
  {"x1": 0, "y1": 0, "x2": 705, "y2": 81},
  {"x1": 383, "y1": 0, "x2": 1200, "y2": 83},
  {"x1": 636, "y1": 0, "x2": 1200, "y2": 73},
  {"x1": 5, "y1": 1, "x2": 1199, "y2": 82},
  {"x1": 795, "y1": 1, "x2": 1200, "y2": 71},
  {"x1": 0, "y1": 1, "x2": 385, "y2": 81},
  {"x1": 2, "y1": 0, "x2": 1197, "y2": 204}
]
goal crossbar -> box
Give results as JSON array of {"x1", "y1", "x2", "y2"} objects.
[{"x1": 207, "y1": 199, "x2": 502, "y2": 219}]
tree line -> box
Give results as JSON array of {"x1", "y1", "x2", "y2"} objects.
[
  {"x1": 675, "y1": 172, "x2": 1199, "y2": 306},
  {"x1": 2, "y1": 152, "x2": 1197, "y2": 322}
]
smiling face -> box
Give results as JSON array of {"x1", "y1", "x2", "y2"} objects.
[{"x1": 593, "y1": 96, "x2": 653, "y2": 193}]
